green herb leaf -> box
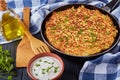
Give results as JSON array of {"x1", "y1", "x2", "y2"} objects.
[
  {"x1": 7, "y1": 76, "x2": 12, "y2": 80},
  {"x1": 0, "y1": 45, "x2": 16, "y2": 79}
]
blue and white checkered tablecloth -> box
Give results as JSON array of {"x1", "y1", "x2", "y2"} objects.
[
  {"x1": 1, "y1": 0, "x2": 120, "y2": 80},
  {"x1": 79, "y1": 43, "x2": 120, "y2": 80},
  {"x1": 0, "y1": 0, "x2": 119, "y2": 44}
]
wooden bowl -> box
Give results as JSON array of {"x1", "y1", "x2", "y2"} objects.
[{"x1": 27, "y1": 52, "x2": 64, "y2": 80}]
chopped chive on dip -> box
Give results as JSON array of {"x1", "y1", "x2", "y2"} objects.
[{"x1": 35, "y1": 64, "x2": 40, "y2": 67}]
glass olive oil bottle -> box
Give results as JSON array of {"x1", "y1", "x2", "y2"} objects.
[{"x1": 0, "y1": 0, "x2": 23, "y2": 41}]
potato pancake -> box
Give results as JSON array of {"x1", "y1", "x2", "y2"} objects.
[{"x1": 45, "y1": 5, "x2": 118, "y2": 56}]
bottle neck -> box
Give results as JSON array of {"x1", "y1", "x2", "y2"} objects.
[{"x1": 0, "y1": 0, "x2": 7, "y2": 11}]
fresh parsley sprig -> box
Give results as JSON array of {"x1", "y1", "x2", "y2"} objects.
[{"x1": 0, "y1": 45, "x2": 16, "y2": 80}]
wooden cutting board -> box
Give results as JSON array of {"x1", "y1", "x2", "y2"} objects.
[{"x1": 16, "y1": 7, "x2": 35, "y2": 67}]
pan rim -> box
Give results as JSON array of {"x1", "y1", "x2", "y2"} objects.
[{"x1": 40, "y1": 3, "x2": 120, "y2": 58}]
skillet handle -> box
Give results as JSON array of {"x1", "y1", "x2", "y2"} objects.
[{"x1": 102, "y1": 0, "x2": 120, "y2": 12}]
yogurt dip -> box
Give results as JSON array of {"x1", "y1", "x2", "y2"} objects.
[{"x1": 30, "y1": 56, "x2": 62, "y2": 80}]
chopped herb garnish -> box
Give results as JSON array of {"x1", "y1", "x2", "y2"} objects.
[
  {"x1": 42, "y1": 71, "x2": 45, "y2": 74},
  {"x1": 59, "y1": 38, "x2": 63, "y2": 42},
  {"x1": 39, "y1": 59, "x2": 42, "y2": 62},
  {"x1": 46, "y1": 66, "x2": 53, "y2": 73},
  {"x1": 89, "y1": 44, "x2": 98, "y2": 48},
  {"x1": 42, "y1": 68, "x2": 45, "y2": 71},
  {"x1": 35, "y1": 64, "x2": 40, "y2": 67},
  {"x1": 65, "y1": 15, "x2": 68, "y2": 18},
  {"x1": 90, "y1": 32, "x2": 97, "y2": 37},
  {"x1": 78, "y1": 29, "x2": 84, "y2": 34},
  {"x1": 35, "y1": 73, "x2": 38, "y2": 76},
  {"x1": 42, "y1": 68, "x2": 46, "y2": 74},
  {"x1": 88, "y1": 28, "x2": 94, "y2": 31},
  {"x1": 84, "y1": 16, "x2": 89, "y2": 19},
  {"x1": 91, "y1": 37, "x2": 97, "y2": 42},
  {"x1": 51, "y1": 26, "x2": 57, "y2": 30},
  {"x1": 64, "y1": 19, "x2": 69, "y2": 23},
  {"x1": 106, "y1": 31, "x2": 111, "y2": 35},
  {"x1": 69, "y1": 26, "x2": 74, "y2": 30},
  {"x1": 44, "y1": 61, "x2": 51, "y2": 64},
  {"x1": 54, "y1": 66, "x2": 59, "y2": 73},
  {"x1": 63, "y1": 36, "x2": 68, "y2": 41},
  {"x1": 52, "y1": 62, "x2": 54, "y2": 64},
  {"x1": 65, "y1": 42, "x2": 69, "y2": 46},
  {"x1": 44, "y1": 61, "x2": 48, "y2": 63}
]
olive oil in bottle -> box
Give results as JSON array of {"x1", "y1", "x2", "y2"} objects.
[{"x1": 0, "y1": 0, "x2": 23, "y2": 41}]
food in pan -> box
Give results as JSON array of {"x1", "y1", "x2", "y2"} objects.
[{"x1": 45, "y1": 5, "x2": 118, "y2": 56}]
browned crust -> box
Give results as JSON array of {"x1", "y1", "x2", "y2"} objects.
[{"x1": 45, "y1": 5, "x2": 118, "y2": 56}]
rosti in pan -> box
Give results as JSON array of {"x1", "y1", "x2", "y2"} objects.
[{"x1": 45, "y1": 5, "x2": 118, "y2": 56}]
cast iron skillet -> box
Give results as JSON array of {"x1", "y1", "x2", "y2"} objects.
[{"x1": 40, "y1": 0, "x2": 120, "y2": 58}]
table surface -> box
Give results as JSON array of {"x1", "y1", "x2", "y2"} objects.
[{"x1": 1, "y1": 32, "x2": 87, "y2": 80}]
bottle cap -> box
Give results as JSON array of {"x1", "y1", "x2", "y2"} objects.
[{"x1": 0, "y1": 0, "x2": 7, "y2": 11}]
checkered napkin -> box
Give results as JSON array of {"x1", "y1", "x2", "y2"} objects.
[
  {"x1": 0, "y1": 0, "x2": 120, "y2": 43},
  {"x1": 79, "y1": 42, "x2": 120, "y2": 80}
]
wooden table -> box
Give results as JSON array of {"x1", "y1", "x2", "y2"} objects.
[{"x1": 1, "y1": 32, "x2": 85, "y2": 80}]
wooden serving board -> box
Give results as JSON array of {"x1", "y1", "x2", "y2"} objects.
[{"x1": 16, "y1": 7, "x2": 35, "y2": 67}]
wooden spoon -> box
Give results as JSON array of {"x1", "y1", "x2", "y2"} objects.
[{"x1": 16, "y1": 7, "x2": 35, "y2": 67}]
